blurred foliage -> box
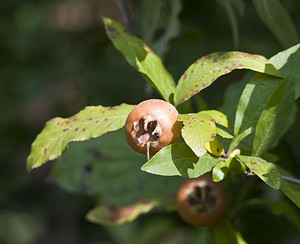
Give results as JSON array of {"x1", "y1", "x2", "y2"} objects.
[{"x1": 1, "y1": 0, "x2": 300, "y2": 243}]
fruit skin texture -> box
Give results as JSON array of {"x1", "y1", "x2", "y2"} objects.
[
  {"x1": 176, "y1": 175, "x2": 228, "y2": 227},
  {"x1": 125, "y1": 99, "x2": 181, "y2": 155}
]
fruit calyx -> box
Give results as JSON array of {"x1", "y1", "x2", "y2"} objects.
[
  {"x1": 186, "y1": 181, "x2": 218, "y2": 214},
  {"x1": 132, "y1": 115, "x2": 162, "y2": 148},
  {"x1": 176, "y1": 176, "x2": 228, "y2": 227}
]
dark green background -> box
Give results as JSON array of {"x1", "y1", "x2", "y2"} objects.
[{"x1": 1, "y1": 0, "x2": 300, "y2": 243}]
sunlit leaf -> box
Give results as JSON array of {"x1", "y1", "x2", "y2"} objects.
[
  {"x1": 141, "y1": 143, "x2": 219, "y2": 178},
  {"x1": 103, "y1": 17, "x2": 176, "y2": 102},
  {"x1": 253, "y1": 77, "x2": 296, "y2": 156},
  {"x1": 212, "y1": 157, "x2": 246, "y2": 182},
  {"x1": 212, "y1": 161, "x2": 228, "y2": 182},
  {"x1": 229, "y1": 73, "x2": 283, "y2": 152},
  {"x1": 232, "y1": 44, "x2": 300, "y2": 152},
  {"x1": 216, "y1": 127, "x2": 233, "y2": 139},
  {"x1": 179, "y1": 112, "x2": 216, "y2": 157},
  {"x1": 219, "y1": 71, "x2": 251, "y2": 125},
  {"x1": 233, "y1": 74, "x2": 282, "y2": 135},
  {"x1": 270, "y1": 43, "x2": 300, "y2": 99},
  {"x1": 27, "y1": 103, "x2": 134, "y2": 171},
  {"x1": 199, "y1": 110, "x2": 230, "y2": 128},
  {"x1": 174, "y1": 51, "x2": 281, "y2": 106},
  {"x1": 237, "y1": 155, "x2": 281, "y2": 189},
  {"x1": 205, "y1": 138, "x2": 224, "y2": 157}
]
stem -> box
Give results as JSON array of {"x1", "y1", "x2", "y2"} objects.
[
  {"x1": 281, "y1": 175, "x2": 300, "y2": 185},
  {"x1": 146, "y1": 141, "x2": 150, "y2": 161},
  {"x1": 114, "y1": 0, "x2": 136, "y2": 35}
]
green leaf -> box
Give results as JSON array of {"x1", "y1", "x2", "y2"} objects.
[
  {"x1": 277, "y1": 167, "x2": 300, "y2": 209},
  {"x1": 231, "y1": 0, "x2": 246, "y2": 17},
  {"x1": 27, "y1": 103, "x2": 134, "y2": 171},
  {"x1": 229, "y1": 127, "x2": 253, "y2": 153},
  {"x1": 217, "y1": 0, "x2": 241, "y2": 48},
  {"x1": 270, "y1": 43, "x2": 300, "y2": 99},
  {"x1": 233, "y1": 74, "x2": 283, "y2": 135},
  {"x1": 213, "y1": 220, "x2": 248, "y2": 244},
  {"x1": 252, "y1": 0, "x2": 299, "y2": 48},
  {"x1": 174, "y1": 51, "x2": 281, "y2": 106},
  {"x1": 230, "y1": 73, "x2": 283, "y2": 152},
  {"x1": 179, "y1": 112, "x2": 217, "y2": 157},
  {"x1": 219, "y1": 71, "x2": 251, "y2": 125},
  {"x1": 253, "y1": 77, "x2": 296, "y2": 156},
  {"x1": 138, "y1": 0, "x2": 162, "y2": 44},
  {"x1": 86, "y1": 201, "x2": 156, "y2": 226},
  {"x1": 103, "y1": 17, "x2": 176, "y2": 102},
  {"x1": 212, "y1": 157, "x2": 246, "y2": 182},
  {"x1": 51, "y1": 129, "x2": 183, "y2": 206},
  {"x1": 141, "y1": 143, "x2": 220, "y2": 177},
  {"x1": 228, "y1": 157, "x2": 247, "y2": 174},
  {"x1": 199, "y1": 110, "x2": 230, "y2": 128},
  {"x1": 138, "y1": 0, "x2": 182, "y2": 57},
  {"x1": 237, "y1": 155, "x2": 281, "y2": 189},
  {"x1": 216, "y1": 127, "x2": 233, "y2": 139},
  {"x1": 152, "y1": 0, "x2": 182, "y2": 57},
  {"x1": 212, "y1": 161, "x2": 228, "y2": 182}
]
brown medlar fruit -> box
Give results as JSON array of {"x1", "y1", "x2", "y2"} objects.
[
  {"x1": 125, "y1": 99, "x2": 181, "y2": 159},
  {"x1": 177, "y1": 175, "x2": 228, "y2": 227}
]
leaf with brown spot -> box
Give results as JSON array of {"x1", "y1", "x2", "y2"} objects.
[
  {"x1": 179, "y1": 112, "x2": 217, "y2": 157},
  {"x1": 86, "y1": 201, "x2": 156, "y2": 226},
  {"x1": 103, "y1": 17, "x2": 175, "y2": 103},
  {"x1": 27, "y1": 103, "x2": 135, "y2": 171},
  {"x1": 199, "y1": 110, "x2": 230, "y2": 128},
  {"x1": 174, "y1": 51, "x2": 282, "y2": 106},
  {"x1": 237, "y1": 155, "x2": 281, "y2": 190}
]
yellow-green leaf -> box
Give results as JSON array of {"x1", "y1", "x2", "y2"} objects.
[
  {"x1": 103, "y1": 17, "x2": 175, "y2": 102},
  {"x1": 174, "y1": 51, "x2": 281, "y2": 106},
  {"x1": 27, "y1": 103, "x2": 134, "y2": 171},
  {"x1": 237, "y1": 155, "x2": 281, "y2": 189}
]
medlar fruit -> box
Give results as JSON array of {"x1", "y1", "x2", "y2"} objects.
[
  {"x1": 125, "y1": 99, "x2": 181, "y2": 159},
  {"x1": 177, "y1": 175, "x2": 228, "y2": 227}
]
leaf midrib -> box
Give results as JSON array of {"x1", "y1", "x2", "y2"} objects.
[{"x1": 175, "y1": 54, "x2": 264, "y2": 104}]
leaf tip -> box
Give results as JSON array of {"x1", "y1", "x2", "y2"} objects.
[{"x1": 101, "y1": 16, "x2": 110, "y2": 24}]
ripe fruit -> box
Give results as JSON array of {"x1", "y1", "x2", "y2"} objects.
[
  {"x1": 125, "y1": 99, "x2": 181, "y2": 159},
  {"x1": 176, "y1": 175, "x2": 227, "y2": 227}
]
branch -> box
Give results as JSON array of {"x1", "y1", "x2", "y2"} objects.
[
  {"x1": 114, "y1": 0, "x2": 136, "y2": 35},
  {"x1": 281, "y1": 175, "x2": 300, "y2": 185}
]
